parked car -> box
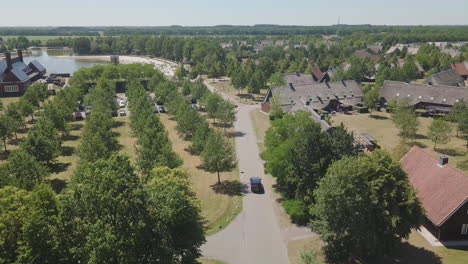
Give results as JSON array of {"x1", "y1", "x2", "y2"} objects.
[
  {"x1": 74, "y1": 112, "x2": 84, "y2": 121},
  {"x1": 118, "y1": 109, "x2": 127, "y2": 116},
  {"x1": 249, "y1": 177, "x2": 264, "y2": 193}
]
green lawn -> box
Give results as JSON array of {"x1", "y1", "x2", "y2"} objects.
[
  {"x1": 208, "y1": 79, "x2": 268, "y2": 105},
  {"x1": 332, "y1": 111, "x2": 468, "y2": 173}
]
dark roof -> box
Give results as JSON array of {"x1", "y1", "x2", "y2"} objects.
[
  {"x1": 29, "y1": 60, "x2": 46, "y2": 73},
  {"x1": 270, "y1": 80, "x2": 363, "y2": 112},
  {"x1": 284, "y1": 73, "x2": 317, "y2": 86},
  {"x1": 381, "y1": 81, "x2": 468, "y2": 107},
  {"x1": 401, "y1": 146, "x2": 468, "y2": 226},
  {"x1": 425, "y1": 69, "x2": 465, "y2": 87},
  {"x1": 250, "y1": 177, "x2": 262, "y2": 184}
]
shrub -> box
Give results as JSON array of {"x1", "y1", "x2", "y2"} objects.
[{"x1": 283, "y1": 199, "x2": 308, "y2": 225}]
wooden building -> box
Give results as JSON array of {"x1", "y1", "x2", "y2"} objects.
[
  {"x1": 401, "y1": 146, "x2": 468, "y2": 241},
  {"x1": 0, "y1": 50, "x2": 46, "y2": 96}
]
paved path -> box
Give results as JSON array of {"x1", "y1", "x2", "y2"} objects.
[{"x1": 201, "y1": 102, "x2": 289, "y2": 264}]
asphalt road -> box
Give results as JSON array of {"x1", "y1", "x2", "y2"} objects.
[{"x1": 201, "y1": 103, "x2": 289, "y2": 264}]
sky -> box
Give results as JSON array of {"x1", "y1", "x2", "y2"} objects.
[{"x1": 2, "y1": 0, "x2": 467, "y2": 27}]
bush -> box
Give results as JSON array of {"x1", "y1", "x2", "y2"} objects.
[{"x1": 283, "y1": 199, "x2": 308, "y2": 225}]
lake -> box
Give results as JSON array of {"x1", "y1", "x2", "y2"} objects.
[{"x1": 24, "y1": 49, "x2": 108, "y2": 75}]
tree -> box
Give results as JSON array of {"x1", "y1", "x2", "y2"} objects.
[
  {"x1": 217, "y1": 100, "x2": 236, "y2": 129},
  {"x1": 268, "y1": 72, "x2": 286, "y2": 87},
  {"x1": 204, "y1": 93, "x2": 222, "y2": 123},
  {"x1": 248, "y1": 70, "x2": 265, "y2": 94},
  {"x1": 189, "y1": 122, "x2": 212, "y2": 155},
  {"x1": 0, "y1": 115, "x2": 13, "y2": 152},
  {"x1": 146, "y1": 167, "x2": 205, "y2": 263},
  {"x1": 5, "y1": 103, "x2": 24, "y2": 140},
  {"x1": 21, "y1": 118, "x2": 62, "y2": 164},
  {"x1": 393, "y1": 100, "x2": 419, "y2": 142},
  {"x1": 175, "y1": 64, "x2": 187, "y2": 81},
  {"x1": 17, "y1": 99, "x2": 34, "y2": 125},
  {"x1": 231, "y1": 68, "x2": 248, "y2": 94},
  {"x1": 2, "y1": 150, "x2": 49, "y2": 190},
  {"x1": 447, "y1": 99, "x2": 467, "y2": 137},
  {"x1": 201, "y1": 131, "x2": 237, "y2": 184},
  {"x1": 176, "y1": 106, "x2": 204, "y2": 139},
  {"x1": 363, "y1": 87, "x2": 380, "y2": 116},
  {"x1": 311, "y1": 151, "x2": 423, "y2": 262},
  {"x1": 428, "y1": 119, "x2": 452, "y2": 150},
  {"x1": 72, "y1": 37, "x2": 92, "y2": 54}
]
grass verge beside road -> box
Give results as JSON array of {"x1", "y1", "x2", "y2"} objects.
[
  {"x1": 209, "y1": 79, "x2": 268, "y2": 105},
  {"x1": 159, "y1": 114, "x2": 242, "y2": 235}
]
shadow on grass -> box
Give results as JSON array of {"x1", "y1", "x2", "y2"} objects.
[
  {"x1": 437, "y1": 148, "x2": 466, "y2": 157},
  {"x1": 412, "y1": 142, "x2": 427, "y2": 149},
  {"x1": 369, "y1": 114, "x2": 390, "y2": 120},
  {"x1": 113, "y1": 120, "x2": 125, "y2": 128},
  {"x1": 211, "y1": 180, "x2": 248, "y2": 196},
  {"x1": 50, "y1": 162, "x2": 71, "y2": 174},
  {"x1": 62, "y1": 134, "x2": 80, "y2": 141},
  {"x1": 416, "y1": 134, "x2": 429, "y2": 140},
  {"x1": 70, "y1": 123, "x2": 84, "y2": 131},
  {"x1": 380, "y1": 241, "x2": 442, "y2": 264},
  {"x1": 48, "y1": 178, "x2": 68, "y2": 194},
  {"x1": 61, "y1": 146, "x2": 75, "y2": 156},
  {"x1": 0, "y1": 150, "x2": 11, "y2": 161}
]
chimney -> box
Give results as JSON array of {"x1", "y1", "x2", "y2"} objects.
[
  {"x1": 5, "y1": 52, "x2": 12, "y2": 71},
  {"x1": 439, "y1": 155, "x2": 449, "y2": 167},
  {"x1": 289, "y1": 83, "x2": 295, "y2": 91},
  {"x1": 17, "y1": 49, "x2": 23, "y2": 62},
  {"x1": 295, "y1": 72, "x2": 300, "y2": 77},
  {"x1": 341, "y1": 79, "x2": 346, "y2": 87}
]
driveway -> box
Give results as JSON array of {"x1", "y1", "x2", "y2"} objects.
[{"x1": 201, "y1": 101, "x2": 289, "y2": 264}]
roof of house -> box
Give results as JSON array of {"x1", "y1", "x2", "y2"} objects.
[
  {"x1": 381, "y1": 80, "x2": 468, "y2": 107},
  {"x1": 270, "y1": 79, "x2": 363, "y2": 112},
  {"x1": 0, "y1": 57, "x2": 46, "y2": 83},
  {"x1": 452, "y1": 61, "x2": 468, "y2": 76},
  {"x1": 425, "y1": 69, "x2": 465, "y2": 87},
  {"x1": 284, "y1": 73, "x2": 317, "y2": 86},
  {"x1": 401, "y1": 146, "x2": 468, "y2": 226}
]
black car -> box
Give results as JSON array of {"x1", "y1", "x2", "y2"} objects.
[{"x1": 249, "y1": 177, "x2": 264, "y2": 193}]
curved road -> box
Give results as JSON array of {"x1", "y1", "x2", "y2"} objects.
[{"x1": 201, "y1": 84, "x2": 290, "y2": 263}]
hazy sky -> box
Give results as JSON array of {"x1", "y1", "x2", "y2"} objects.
[{"x1": 2, "y1": 0, "x2": 467, "y2": 26}]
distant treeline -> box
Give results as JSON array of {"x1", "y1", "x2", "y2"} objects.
[{"x1": 2, "y1": 25, "x2": 468, "y2": 38}]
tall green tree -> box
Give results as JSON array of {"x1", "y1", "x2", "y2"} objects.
[
  {"x1": 0, "y1": 115, "x2": 13, "y2": 152},
  {"x1": 1, "y1": 150, "x2": 49, "y2": 190},
  {"x1": 428, "y1": 119, "x2": 452, "y2": 150},
  {"x1": 21, "y1": 118, "x2": 62, "y2": 164},
  {"x1": 363, "y1": 86, "x2": 380, "y2": 116},
  {"x1": 311, "y1": 151, "x2": 423, "y2": 262},
  {"x1": 201, "y1": 131, "x2": 237, "y2": 184},
  {"x1": 393, "y1": 100, "x2": 419, "y2": 142}
]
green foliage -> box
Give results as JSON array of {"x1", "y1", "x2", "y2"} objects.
[
  {"x1": 392, "y1": 100, "x2": 419, "y2": 142},
  {"x1": 189, "y1": 122, "x2": 212, "y2": 155},
  {"x1": 0, "y1": 114, "x2": 13, "y2": 152},
  {"x1": 428, "y1": 118, "x2": 452, "y2": 149},
  {"x1": 72, "y1": 37, "x2": 92, "y2": 54},
  {"x1": 21, "y1": 118, "x2": 62, "y2": 164},
  {"x1": 248, "y1": 70, "x2": 265, "y2": 94},
  {"x1": 282, "y1": 199, "x2": 308, "y2": 225},
  {"x1": 268, "y1": 72, "x2": 286, "y2": 87},
  {"x1": 269, "y1": 94, "x2": 284, "y2": 120},
  {"x1": 363, "y1": 86, "x2": 380, "y2": 115},
  {"x1": 217, "y1": 100, "x2": 236, "y2": 129},
  {"x1": 311, "y1": 151, "x2": 423, "y2": 262},
  {"x1": 0, "y1": 150, "x2": 49, "y2": 191},
  {"x1": 201, "y1": 130, "x2": 237, "y2": 184},
  {"x1": 300, "y1": 249, "x2": 320, "y2": 264}
]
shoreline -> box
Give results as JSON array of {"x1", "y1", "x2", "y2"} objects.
[{"x1": 55, "y1": 55, "x2": 180, "y2": 77}]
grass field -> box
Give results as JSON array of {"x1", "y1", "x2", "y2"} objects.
[
  {"x1": 0, "y1": 97, "x2": 21, "y2": 109},
  {"x1": 113, "y1": 115, "x2": 137, "y2": 161},
  {"x1": 159, "y1": 114, "x2": 242, "y2": 235},
  {"x1": 249, "y1": 109, "x2": 270, "y2": 153},
  {"x1": 332, "y1": 111, "x2": 468, "y2": 173},
  {"x1": 209, "y1": 80, "x2": 268, "y2": 105}
]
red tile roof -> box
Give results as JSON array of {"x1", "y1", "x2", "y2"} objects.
[
  {"x1": 452, "y1": 62, "x2": 468, "y2": 76},
  {"x1": 400, "y1": 146, "x2": 468, "y2": 226}
]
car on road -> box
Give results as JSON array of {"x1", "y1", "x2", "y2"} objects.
[
  {"x1": 118, "y1": 109, "x2": 127, "y2": 116},
  {"x1": 249, "y1": 177, "x2": 264, "y2": 193},
  {"x1": 74, "y1": 112, "x2": 84, "y2": 121}
]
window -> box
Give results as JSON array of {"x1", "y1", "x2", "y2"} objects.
[
  {"x1": 4, "y1": 85, "x2": 19, "y2": 93},
  {"x1": 462, "y1": 224, "x2": 468, "y2": 235}
]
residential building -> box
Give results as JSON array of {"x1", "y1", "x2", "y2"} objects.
[
  {"x1": 381, "y1": 80, "x2": 468, "y2": 114},
  {"x1": 401, "y1": 146, "x2": 468, "y2": 241},
  {"x1": 0, "y1": 50, "x2": 46, "y2": 96},
  {"x1": 452, "y1": 61, "x2": 468, "y2": 80},
  {"x1": 425, "y1": 69, "x2": 465, "y2": 87},
  {"x1": 261, "y1": 73, "x2": 363, "y2": 114}
]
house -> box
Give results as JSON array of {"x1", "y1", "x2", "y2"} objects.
[
  {"x1": 381, "y1": 80, "x2": 468, "y2": 114},
  {"x1": 0, "y1": 50, "x2": 46, "y2": 96},
  {"x1": 425, "y1": 69, "x2": 465, "y2": 87},
  {"x1": 452, "y1": 61, "x2": 468, "y2": 80},
  {"x1": 354, "y1": 133, "x2": 378, "y2": 152},
  {"x1": 386, "y1": 43, "x2": 420, "y2": 56},
  {"x1": 261, "y1": 74, "x2": 363, "y2": 114},
  {"x1": 401, "y1": 146, "x2": 468, "y2": 241}
]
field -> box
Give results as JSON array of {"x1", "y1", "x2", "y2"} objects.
[
  {"x1": 208, "y1": 79, "x2": 268, "y2": 105},
  {"x1": 1, "y1": 35, "x2": 87, "y2": 44},
  {"x1": 332, "y1": 111, "x2": 468, "y2": 173},
  {"x1": 159, "y1": 114, "x2": 242, "y2": 235}
]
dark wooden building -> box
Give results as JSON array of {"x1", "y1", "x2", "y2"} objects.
[
  {"x1": 401, "y1": 146, "x2": 468, "y2": 241},
  {"x1": 0, "y1": 50, "x2": 46, "y2": 97},
  {"x1": 381, "y1": 81, "x2": 468, "y2": 114}
]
